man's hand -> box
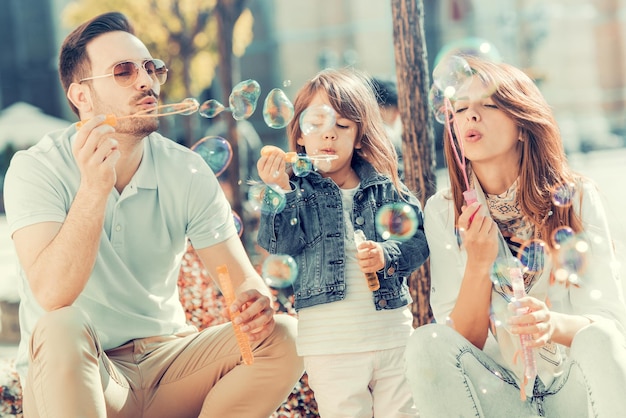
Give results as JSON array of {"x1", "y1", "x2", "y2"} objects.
[
  {"x1": 74, "y1": 114, "x2": 120, "y2": 195},
  {"x1": 223, "y1": 288, "x2": 276, "y2": 342}
]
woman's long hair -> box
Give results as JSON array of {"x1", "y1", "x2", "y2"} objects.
[
  {"x1": 287, "y1": 68, "x2": 404, "y2": 195},
  {"x1": 444, "y1": 56, "x2": 583, "y2": 246}
]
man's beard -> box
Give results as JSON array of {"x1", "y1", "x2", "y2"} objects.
[
  {"x1": 91, "y1": 89, "x2": 159, "y2": 137},
  {"x1": 118, "y1": 115, "x2": 159, "y2": 137}
]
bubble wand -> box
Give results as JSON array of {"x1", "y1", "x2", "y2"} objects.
[
  {"x1": 353, "y1": 229, "x2": 380, "y2": 291},
  {"x1": 442, "y1": 97, "x2": 477, "y2": 205},
  {"x1": 431, "y1": 55, "x2": 477, "y2": 206},
  {"x1": 217, "y1": 264, "x2": 254, "y2": 365},
  {"x1": 260, "y1": 145, "x2": 338, "y2": 165},
  {"x1": 510, "y1": 265, "x2": 537, "y2": 400},
  {"x1": 75, "y1": 98, "x2": 200, "y2": 129}
]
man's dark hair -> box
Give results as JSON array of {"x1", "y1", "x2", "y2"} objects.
[
  {"x1": 371, "y1": 77, "x2": 398, "y2": 108},
  {"x1": 59, "y1": 12, "x2": 134, "y2": 115}
]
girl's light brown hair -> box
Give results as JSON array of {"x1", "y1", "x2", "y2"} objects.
[
  {"x1": 444, "y1": 56, "x2": 582, "y2": 246},
  {"x1": 287, "y1": 68, "x2": 404, "y2": 195}
]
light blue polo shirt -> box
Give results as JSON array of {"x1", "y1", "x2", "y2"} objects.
[{"x1": 3, "y1": 125, "x2": 237, "y2": 383}]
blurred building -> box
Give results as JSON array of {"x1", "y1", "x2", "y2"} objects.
[
  {"x1": 239, "y1": 0, "x2": 626, "y2": 154},
  {"x1": 1, "y1": 0, "x2": 624, "y2": 155}
]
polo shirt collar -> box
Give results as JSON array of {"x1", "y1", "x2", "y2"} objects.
[{"x1": 131, "y1": 135, "x2": 157, "y2": 190}]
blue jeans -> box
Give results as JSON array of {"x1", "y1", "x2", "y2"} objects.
[{"x1": 405, "y1": 321, "x2": 626, "y2": 418}]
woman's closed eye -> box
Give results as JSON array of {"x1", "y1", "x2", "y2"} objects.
[{"x1": 455, "y1": 103, "x2": 497, "y2": 113}]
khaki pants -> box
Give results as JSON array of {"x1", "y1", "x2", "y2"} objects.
[{"x1": 23, "y1": 306, "x2": 303, "y2": 418}]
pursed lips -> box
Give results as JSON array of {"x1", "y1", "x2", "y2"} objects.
[
  {"x1": 464, "y1": 129, "x2": 482, "y2": 143},
  {"x1": 137, "y1": 96, "x2": 157, "y2": 110}
]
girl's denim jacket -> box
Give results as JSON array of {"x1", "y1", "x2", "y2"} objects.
[{"x1": 257, "y1": 156, "x2": 429, "y2": 312}]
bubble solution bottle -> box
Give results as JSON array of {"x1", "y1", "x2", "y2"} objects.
[{"x1": 354, "y1": 230, "x2": 380, "y2": 291}]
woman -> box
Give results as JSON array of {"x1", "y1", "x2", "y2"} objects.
[{"x1": 405, "y1": 56, "x2": 626, "y2": 417}]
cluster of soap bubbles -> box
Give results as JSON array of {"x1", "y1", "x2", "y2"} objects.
[
  {"x1": 488, "y1": 182, "x2": 591, "y2": 292},
  {"x1": 253, "y1": 201, "x2": 421, "y2": 289},
  {"x1": 182, "y1": 79, "x2": 425, "y2": 289},
  {"x1": 197, "y1": 79, "x2": 296, "y2": 129},
  {"x1": 176, "y1": 79, "x2": 300, "y2": 241}
]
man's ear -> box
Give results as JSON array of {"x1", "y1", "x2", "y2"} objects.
[{"x1": 67, "y1": 82, "x2": 93, "y2": 116}]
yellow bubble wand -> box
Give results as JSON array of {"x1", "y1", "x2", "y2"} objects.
[{"x1": 217, "y1": 264, "x2": 254, "y2": 365}]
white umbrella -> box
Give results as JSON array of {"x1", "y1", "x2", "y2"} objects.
[{"x1": 0, "y1": 102, "x2": 71, "y2": 150}]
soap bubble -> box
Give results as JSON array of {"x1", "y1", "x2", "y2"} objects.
[
  {"x1": 432, "y1": 55, "x2": 473, "y2": 99},
  {"x1": 232, "y1": 211, "x2": 243, "y2": 237},
  {"x1": 551, "y1": 182, "x2": 578, "y2": 208},
  {"x1": 229, "y1": 79, "x2": 261, "y2": 120},
  {"x1": 190, "y1": 136, "x2": 233, "y2": 176},
  {"x1": 428, "y1": 85, "x2": 450, "y2": 124},
  {"x1": 299, "y1": 104, "x2": 336, "y2": 136},
  {"x1": 517, "y1": 239, "x2": 548, "y2": 274},
  {"x1": 198, "y1": 99, "x2": 226, "y2": 118},
  {"x1": 292, "y1": 155, "x2": 313, "y2": 177},
  {"x1": 375, "y1": 203, "x2": 419, "y2": 241},
  {"x1": 263, "y1": 88, "x2": 294, "y2": 129},
  {"x1": 261, "y1": 184, "x2": 287, "y2": 214},
  {"x1": 262, "y1": 254, "x2": 298, "y2": 288}
]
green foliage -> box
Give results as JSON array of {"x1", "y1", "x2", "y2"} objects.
[{"x1": 62, "y1": 0, "x2": 254, "y2": 102}]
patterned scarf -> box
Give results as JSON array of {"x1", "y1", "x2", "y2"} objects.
[{"x1": 485, "y1": 179, "x2": 539, "y2": 291}]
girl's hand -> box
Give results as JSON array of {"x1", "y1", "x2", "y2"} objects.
[
  {"x1": 507, "y1": 296, "x2": 554, "y2": 348},
  {"x1": 458, "y1": 202, "x2": 498, "y2": 270},
  {"x1": 355, "y1": 240, "x2": 385, "y2": 274},
  {"x1": 257, "y1": 145, "x2": 290, "y2": 190}
]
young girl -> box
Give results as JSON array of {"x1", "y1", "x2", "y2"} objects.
[
  {"x1": 405, "y1": 56, "x2": 626, "y2": 417},
  {"x1": 257, "y1": 68, "x2": 429, "y2": 417}
]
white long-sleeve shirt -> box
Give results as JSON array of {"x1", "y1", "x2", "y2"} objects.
[{"x1": 425, "y1": 179, "x2": 626, "y2": 393}]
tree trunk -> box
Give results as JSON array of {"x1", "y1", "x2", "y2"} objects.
[
  {"x1": 390, "y1": 0, "x2": 436, "y2": 327},
  {"x1": 215, "y1": 0, "x2": 248, "y2": 220}
]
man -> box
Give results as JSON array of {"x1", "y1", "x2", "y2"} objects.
[{"x1": 3, "y1": 12, "x2": 303, "y2": 418}]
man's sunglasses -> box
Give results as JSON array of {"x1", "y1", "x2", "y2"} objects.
[{"x1": 79, "y1": 59, "x2": 168, "y2": 87}]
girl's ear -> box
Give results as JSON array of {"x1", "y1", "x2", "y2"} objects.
[
  {"x1": 354, "y1": 138, "x2": 363, "y2": 149},
  {"x1": 67, "y1": 82, "x2": 94, "y2": 115},
  {"x1": 297, "y1": 137, "x2": 305, "y2": 146}
]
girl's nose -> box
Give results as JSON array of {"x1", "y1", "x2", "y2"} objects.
[
  {"x1": 465, "y1": 107, "x2": 480, "y2": 122},
  {"x1": 323, "y1": 129, "x2": 337, "y2": 140}
]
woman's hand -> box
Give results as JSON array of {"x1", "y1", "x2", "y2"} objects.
[
  {"x1": 457, "y1": 202, "x2": 498, "y2": 270},
  {"x1": 507, "y1": 296, "x2": 554, "y2": 348}
]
